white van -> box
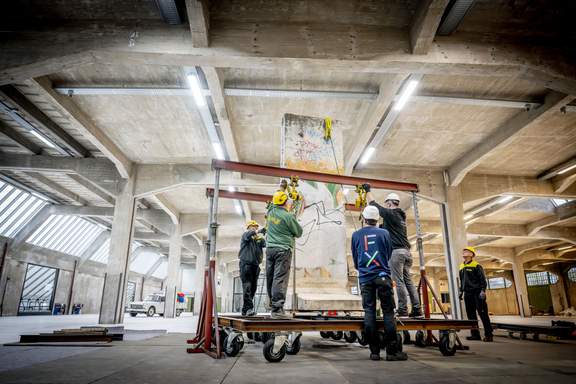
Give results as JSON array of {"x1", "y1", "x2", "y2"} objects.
[{"x1": 127, "y1": 293, "x2": 184, "y2": 317}]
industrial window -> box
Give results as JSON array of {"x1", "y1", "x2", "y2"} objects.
[
  {"x1": 568, "y1": 267, "x2": 576, "y2": 283},
  {"x1": 487, "y1": 277, "x2": 513, "y2": 290},
  {"x1": 27, "y1": 214, "x2": 104, "y2": 257},
  {"x1": 89, "y1": 240, "x2": 144, "y2": 266},
  {"x1": 18, "y1": 263, "x2": 59, "y2": 315},
  {"x1": 551, "y1": 198, "x2": 571, "y2": 207},
  {"x1": 152, "y1": 259, "x2": 168, "y2": 279},
  {"x1": 130, "y1": 246, "x2": 162, "y2": 274},
  {"x1": 0, "y1": 181, "x2": 47, "y2": 238},
  {"x1": 526, "y1": 271, "x2": 559, "y2": 287}
]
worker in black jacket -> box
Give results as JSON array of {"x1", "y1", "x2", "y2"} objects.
[
  {"x1": 459, "y1": 246, "x2": 493, "y2": 342},
  {"x1": 239, "y1": 220, "x2": 266, "y2": 316}
]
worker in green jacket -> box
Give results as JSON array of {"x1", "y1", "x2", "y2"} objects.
[{"x1": 265, "y1": 189, "x2": 303, "y2": 319}]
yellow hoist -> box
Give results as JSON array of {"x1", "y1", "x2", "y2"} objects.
[{"x1": 355, "y1": 184, "x2": 367, "y2": 209}]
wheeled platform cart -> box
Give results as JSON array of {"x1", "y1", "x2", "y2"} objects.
[{"x1": 212, "y1": 315, "x2": 478, "y2": 362}]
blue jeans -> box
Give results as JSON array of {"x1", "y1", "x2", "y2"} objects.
[{"x1": 361, "y1": 276, "x2": 399, "y2": 356}]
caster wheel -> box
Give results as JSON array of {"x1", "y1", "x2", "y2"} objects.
[
  {"x1": 247, "y1": 332, "x2": 254, "y2": 340},
  {"x1": 286, "y1": 337, "x2": 301, "y2": 355},
  {"x1": 415, "y1": 330, "x2": 426, "y2": 348},
  {"x1": 320, "y1": 331, "x2": 331, "y2": 339},
  {"x1": 439, "y1": 331, "x2": 456, "y2": 356},
  {"x1": 254, "y1": 332, "x2": 262, "y2": 342},
  {"x1": 520, "y1": 332, "x2": 527, "y2": 340},
  {"x1": 508, "y1": 331, "x2": 514, "y2": 338},
  {"x1": 533, "y1": 333, "x2": 540, "y2": 341},
  {"x1": 344, "y1": 331, "x2": 357, "y2": 343},
  {"x1": 357, "y1": 330, "x2": 368, "y2": 346},
  {"x1": 261, "y1": 332, "x2": 273, "y2": 343},
  {"x1": 331, "y1": 331, "x2": 343, "y2": 340},
  {"x1": 403, "y1": 330, "x2": 412, "y2": 344},
  {"x1": 263, "y1": 338, "x2": 286, "y2": 363},
  {"x1": 223, "y1": 335, "x2": 242, "y2": 357}
]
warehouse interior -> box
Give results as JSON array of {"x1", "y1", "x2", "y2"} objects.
[{"x1": 1, "y1": 0, "x2": 576, "y2": 382}]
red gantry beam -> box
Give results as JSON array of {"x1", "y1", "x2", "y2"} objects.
[
  {"x1": 212, "y1": 160, "x2": 419, "y2": 192},
  {"x1": 207, "y1": 188, "x2": 363, "y2": 212}
]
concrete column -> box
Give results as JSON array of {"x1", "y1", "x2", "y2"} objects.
[
  {"x1": 550, "y1": 265, "x2": 569, "y2": 313},
  {"x1": 193, "y1": 237, "x2": 208, "y2": 314},
  {"x1": 511, "y1": 255, "x2": 531, "y2": 317},
  {"x1": 164, "y1": 222, "x2": 182, "y2": 318},
  {"x1": 442, "y1": 185, "x2": 467, "y2": 319},
  {"x1": 98, "y1": 177, "x2": 136, "y2": 324}
]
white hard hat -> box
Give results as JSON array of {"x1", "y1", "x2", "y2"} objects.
[
  {"x1": 362, "y1": 205, "x2": 380, "y2": 221},
  {"x1": 385, "y1": 193, "x2": 400, "y2": 202}
]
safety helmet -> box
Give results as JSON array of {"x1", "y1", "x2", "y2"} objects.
[
  {"x1": 362, "y1": 205, "x2": 380, "y2": 221},
  {"x1": 385, "y1": 192, "x2": 400, "y2": 203},
  {"x1": 246, "y1": 220, "x2": 259, "y2": 229},
  {"x1": 272, "y1": 190, "x2": 288, "y2": 206},
  {"x1": 463, "y1": 246, "x2": 477, "y2": 256}
]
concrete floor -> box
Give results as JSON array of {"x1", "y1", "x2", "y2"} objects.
[{"x1": 0, "y1": 332, "x2": 575, "y2": 384}]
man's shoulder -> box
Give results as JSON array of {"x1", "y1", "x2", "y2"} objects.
[{"x1": 354, "y1": 226, "x2": 388, "y2": 236}]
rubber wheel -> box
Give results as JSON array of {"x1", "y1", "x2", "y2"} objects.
[
  {"x1": 286, "y1": 337, "x2": 301, "y2": 355},
  {"x1": 332, "y1": 331, "x2": 343, "y2": 340},
  {"x1": 261, "y1": 332, "x2": 273, "y2": 343},
  {"x1": 247, "y1": 332, "x2": 254, "y2": 340},
  {"x1": 415, "y1": 330, "x2": 426, "y2": 348},
  {"x1": 176, "y1": 310, "x2": 182, "y2": 317},
  {"x1": 533, "y1": 333, "x2": 540, "y2": 341},
  {"x1": 254, "y1": 332, "x2": 262, "y2": 342},
  {"x1": 357, "y1": 331, "x2": 368, "y2": 346},
  {"x1": 129, "y1": 313, "x2": 137, "y2": 317},
  {"x1": 146, "y1": 307, "x2": 155, "y2": 317},
  {"x1": 263, "y1": 338, "x2": 286, "y2": 363},
  {"x1": 520, "y1": 332, "x2": 527, "y2": 340},
  {"x1": 344, "y1": 331, "x2": 357, "y2": 343},
  {"x1": 320, "y1": 331, "x2": 331, "y2": 339},
  {"x1": 237, "y1": 335, "x2": 245, "y2": 350},
  {"x1": 223, "y1": 336, "x2": 241, "y2": 357},
  {"x1": 403, "y1": 330, "x2": 412, "y2": 344},
  {"x1": 439, "y1": 332, "x2": 456, "y2": 356}
]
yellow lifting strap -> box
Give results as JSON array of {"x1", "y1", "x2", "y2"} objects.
[{"x1": 323, "y1": 117, "x2": 332, "y2": 142}]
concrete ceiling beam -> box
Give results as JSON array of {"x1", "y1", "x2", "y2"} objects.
[
  {"x1": 2, "y1": 23, "x2": 576, "y2": 94},
  {"x1": 0, "y1": 154, "x2": 121, "y2": 197},
  {"x1": 24, "y1": 171, "x2": 89, "y2": 205},
  {"x1": 460, "y1": 174, "x2": 576, "y2": 204},
  {"x1": 344, "y1": 76, "x2": 405, "y2": 174},
  {"x1": 66, "y1": 173, "x2": 115, "y2": 206},
  {"x1": 447, "y1": 92, "x2": 575, "y2": 186},
  {"x1": 526, "y1": 200, "x2": 576, "y2": 235},
  {"x1": 31, "y1": 77, "x2": 133, "y2": 178},
  {"x1": 0, "y1": 119, "x2": 43, "y2": 155},
  {"x1": 185, "y1": 0, "x2": 209, "y2": 47},
  {"x1": 410, "y1": 0, "x2": 450, "y2": 54},
  {"x1": 152, "y1": 194, "x2": 180, "y2": 225},
  {"x1": 0, "y1": 84, "x2": 90, "y2": 157}
]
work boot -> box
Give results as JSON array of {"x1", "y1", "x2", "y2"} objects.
[
  {"x1": 408, "y1": 308, "x2": 423, "y2": 318},
  {"x1": 245, "y1": 309, "x2": 256, "y2": 317},
  {"x1": 396, "y1": 310, "x2": 409, "y2": 317},
  {"x1": 483, "y1": 335, "x2": 493, "y2": 342},
  {"x1": 370, "y1": 353, "x2": 381, "y2": 361},
  {"x1": 386, "y1": 351, "x2": 408, "y2": 361},
  {"x1": 270, "y1": 309, "x2": 292, "y2": 320}
]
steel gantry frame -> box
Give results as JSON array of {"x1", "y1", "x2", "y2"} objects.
[{"x1": 188, "y1": 159, "x2": 468, "y2": 359}]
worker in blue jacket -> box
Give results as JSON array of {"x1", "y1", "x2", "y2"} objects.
[{"x1": 351, "y1": 205, "x2": 408, "y2": 361}]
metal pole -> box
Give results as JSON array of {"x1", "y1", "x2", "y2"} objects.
[
  {"x1": 292, "y1": 247, "x2": 297, "y2": 312},
  {"x1": 411, "y1": 192, "x2": 431, "y2": 325},
  {"x1": 210, "y1": 169, "x2": 221, "y2": 357},
  {"x1": 440, "y1": 202, "x2": 462, "y2": 319}
]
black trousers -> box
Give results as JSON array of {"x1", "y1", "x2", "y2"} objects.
[
  {"x1": 464, "y1": 290, "x2": 493, "y2": 337},
  {"x1": 361, "y1": 276, "x2": 398, "y2": 356},
  {"x1": 240, "y1": 263, "x2": 260, "y2": 315},
  {"x1": 265, "y1": 247, "x2": 292, "y2": 312}
]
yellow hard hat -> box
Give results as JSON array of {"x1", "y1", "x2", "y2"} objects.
[
  {"x1": 272, "y1": 190, "x2": 288, "y2": 205},
  {"x1": 246, "y1": 220, "x2": 259, "y2": 229},
  {"x1": 463, "y1": 246, "x2": 477, "y2": 256}
]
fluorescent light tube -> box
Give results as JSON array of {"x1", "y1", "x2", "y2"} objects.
[
  {"x1": 228, "y1": 186, "x2": 236, "y2": 192},
  {"x1": 497, "y1": 196, "x2": 513, "y2": 204},
  {"x1": 464, "y1": 214, "x2": 474, "y2": 220},
  {"x1": 212, "y1": 142, "x2": 225, "y2": 160},
  {"x1": 30, "y1": 130, "x2": 56, "y2": 148},
  {"x1": 558, "y1": 163, "x2": 576, "y2": 175},
  {"x1": 186, "y1": 74, "x2": 206, "y2": 107},
  {"x1": 393, "y1": 80, "x2": 419, "y2": 111},
  {"x1": 359, "y1": 147, "x2": 375, "y2": 165},
  {"x1": 234, "y1": 200, "x2": 243, "y2": 215}
]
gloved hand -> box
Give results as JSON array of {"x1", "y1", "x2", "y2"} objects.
[
  {"x1": 259, "y1": 227, "x2": 267, "y2": 235},
  {"x1": 362, "y1": 183, "x2": 371, "y2": 192},
  {"x1": 479, "y1": 291, "x2": 486, "y2": 300},
  {"x1": 458, "y1": 292, "x2": 463, "y2": 301}
]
